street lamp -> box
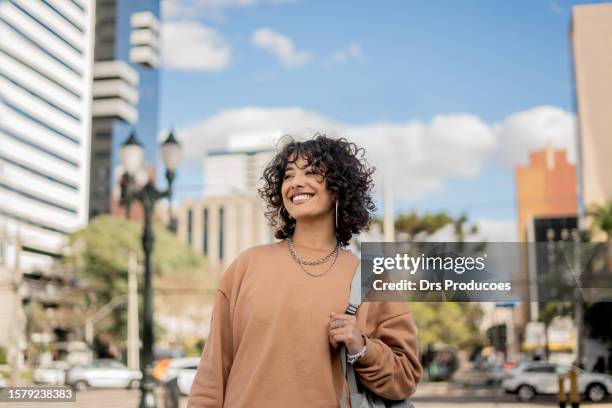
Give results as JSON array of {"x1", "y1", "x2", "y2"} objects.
[{"x1": 119, "y1": 130, "x2": 181, "y2": 408}]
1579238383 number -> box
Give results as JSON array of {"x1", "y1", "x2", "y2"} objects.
[{"x1": 0, "y1": 387, "x2": 76, "y2": 402}]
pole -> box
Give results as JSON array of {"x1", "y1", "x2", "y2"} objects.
[
  {"x1": 120, "y1": 131, "x2": 179, "y2": 408},
  {"x1": 128, "y1": 251, "x2": 140, "y2": 371},
  {"x1": 139, "y1": 188, "x2": 156, "y2": 408},
  {"x1": 383, "y1": 169, "x2": 394, "y2": 241},
  {"x1": 573, "y1": 229, "x2": 584, "y2": 367},
  {"x1": 85, "y1": 296, "x2": 128, "y2": 344},
  {"x1": 8, "y1": 235, "x2": 24, "y2": 386},
  {"x1": 526, "y1": 217, "x2": 539, "y2": 321}
]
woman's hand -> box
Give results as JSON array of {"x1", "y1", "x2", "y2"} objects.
[{"x1": 328, "y1": 312, "x2": 365, "y2": 353}]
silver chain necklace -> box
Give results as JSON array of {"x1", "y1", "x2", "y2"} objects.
[{"x1": 287, "y1": 237, "x2": 341, "y2": 277}]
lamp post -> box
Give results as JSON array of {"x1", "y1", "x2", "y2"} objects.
[{"x1": 119, "y1": 130, "x2": 181, "y2": 408}]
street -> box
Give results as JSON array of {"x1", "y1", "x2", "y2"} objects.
[
  {"x1": 1, "y1": 382, "x2": 611, "y2": 408},
  {"x1": 411, "y1": 382, "x2": 612, "y2": 407}
]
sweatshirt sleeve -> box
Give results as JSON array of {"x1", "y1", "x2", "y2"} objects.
[
  {"x1": 187, "y1": 289, "x2": 233, "y2": 408},
  {"x1": 354, "y1": 304, "x2": 422, "y2": 400}
]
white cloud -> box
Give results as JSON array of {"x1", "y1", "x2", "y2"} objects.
[
  {"x1": 330, "y1": 43, "x2": 364, "y2": 64},
  {"x1": 162, "y1": 0, "x2": 257, "y2": 21},
  {"x1": 175, "y1": 104, "x2": 576, "y2": 204},
  {"x1": 177, "y1": 106, "x2": 495, "y2": 203},
  {"x1": 346, "y1": 115, "x2": 496, "y2": 201},
  {"x1": 174, "y1": 105, "x2": 577, "y2": 239},
  {"x1": 177, "y1": 106, "x2": 337, "y2": 156},
  {"x1": 161, "y1": 21, "x2": 231, "y2": 71},
  {"x1": 252, "y1": 28, "x2": 311, "y2": 68},
  {"x1": 494, "y1": 105, "x2": 577, "y2": 166},
  {"x1": 162, "y1": 0, "x2": 300, "y2": 21}
]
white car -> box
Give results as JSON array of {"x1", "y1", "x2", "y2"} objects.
[
  {"x1": 177, "y1": 363, "x2": 199, "y2": 395},
  {"x1": 152, "y1": 357, "x2": 200, "y2": 384},
  {"x1": 66, "y1": 359, "x2": 142, "y2": 391},
  {"x1": 33, "y1": 361, "x2": 70, "y2": 385},
  {"x1": 503, "y1": 361, "x2": 612, "y2": 402}
]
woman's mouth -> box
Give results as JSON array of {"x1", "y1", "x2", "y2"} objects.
[{"x1": 291, "y1": 193, "x2": 314, "y2": 204}]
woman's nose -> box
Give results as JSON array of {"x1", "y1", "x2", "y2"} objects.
[{"x1": 289, "y1": 173, "x2": 306, "y2": 187}]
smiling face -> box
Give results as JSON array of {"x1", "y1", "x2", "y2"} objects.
[{"x1": 281, "y1": 155, "x2": 335, "y2": 222}]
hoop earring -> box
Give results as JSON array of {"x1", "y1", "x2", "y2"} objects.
[
  {"x1": 335, "y1": 200, "x2": 339, "y2": 231},
  {"x1": 277, "y1": 206, "x2": 290, "y2": 236}
]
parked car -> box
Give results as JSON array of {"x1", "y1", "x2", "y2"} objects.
[
  {"x1": 176, "y1": 363, "x2": 199, "y2": 395},
  {"x1": 503, "y1": 361, "x2": 612, "y2": 402},
  {"x1": 33, "y1": 361, "x2": 70, "y2": 385},
  {"x1": 454, "y1": 361, "x2": 505, "y2": 387},
  {"x1": 152, "y1": 357, "x2": 200, "y2": 384},
  {"x1": 65, "y1": 359, "x2": 142, "y2": 391}
]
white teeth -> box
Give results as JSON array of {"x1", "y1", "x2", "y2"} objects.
[{"x1": 292, "y1": 194, "x2": 313, "y2": 203}]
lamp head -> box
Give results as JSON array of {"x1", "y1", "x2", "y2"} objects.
[
  {"x1": 160, "y1": 130, "x2": 182, "y2": 172},
  {"x1": 120, "y1": 131, "x2": 144, "y2": 175}
]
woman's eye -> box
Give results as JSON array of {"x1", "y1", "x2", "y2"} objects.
[{"x1": 283, "y1": 174, "x2": 293, "y2": 180}]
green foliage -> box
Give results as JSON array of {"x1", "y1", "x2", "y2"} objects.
[
  {"x1": 66, "y1": 215, "x2": 204, "y2": 282},
  {"x1": 539, "y1": 302, "x2": 574, "y2": 326},
  {"x1": 588, "y1": 202, "x2": 612, "y2": 241},
  {"x1": 584, "y1": 201, "x2": 612, "y2": 345},
  {"x1": 411, "y1": 302, "x2": 484, "y2": 350},
  {"x1": 0, "y1": 346, "x2": 6, "y2": 364},
  {"x1": 183, "y1": 342, "x2": 203, "y2": 357},
  {"x1": 63, "y1": 215, "x2": 206, "y2": 339},
  {"x1": 374, "y1": 210, "x2": 479, "y2": 241},
  {"x1": 372, "y1": 210, "x2": 485, "y2": 351},
  {"x1": 395, "y1": 211, "x2": 453, "y2": 237}
]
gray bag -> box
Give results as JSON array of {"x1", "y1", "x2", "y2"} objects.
[{"x1": 339, "y1": 264, "x2": 414, "y2": 408}]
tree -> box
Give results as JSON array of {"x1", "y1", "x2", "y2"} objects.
[
  {"x1": 374, "y1": 210, "x2": 485, "y2": 352},
  {"x1": 374, "y1": 210, "x2": 479, "y2": 241},
  {"x1": 411, "y1": 303, "x2": 484, "y2": 350},
  {"x1": 587, "y1": 202, "x2": 612, "y2": 241},
  {"x1": 584, "y1": 202, "x2": 612, "y2": 347},
  {"x1": 63, "y1": 215, "x2": 209, "y2": 342}
]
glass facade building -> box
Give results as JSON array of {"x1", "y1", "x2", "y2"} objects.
[{"x1": 89, "y1": 0, "x2": 160, "y2": 218}]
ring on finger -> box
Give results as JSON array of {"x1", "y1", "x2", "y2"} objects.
[{"x1": 332, "y1": 319, "x2": 345, "y2": 329}]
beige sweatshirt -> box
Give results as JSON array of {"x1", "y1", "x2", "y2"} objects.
[{"x1": 187, "y1": 240, "x2": 422, "y2": 407}]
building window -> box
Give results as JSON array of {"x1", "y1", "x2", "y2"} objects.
[
  {"x1": 219, "y1": 207, "x2": 224, "y2": 261},
  {"x1": 0, "y1": 182, "x2": 77, "y2": 214},
  {"x1": 187, "y1": 208, "x2": 193, "y2": 245},
  {"x1": 0, "y1": 125, "x2": 79, "y2": 167},
  {"x1": 203, "y1": 208, "x2": 208, "y2": 256}
]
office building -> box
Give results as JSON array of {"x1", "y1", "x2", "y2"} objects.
[
  {"x1": 572, "y1": 4, "x2": 612, "y2": 212},
  {"x1": 0, "y1": 0, "x2": 95, "y2": 377},
  {"x1": 177, "y1": 195, "x2": 273, "y2": 270},
  {"x1": 203, "y1": 149, "x2": 275, "y2": 197},
  {"x1": 89, "y1": 0, "x2": 160, "y2": 218},
  {"x1": 514, "y1": 146, "x2": 578, "y2": 354},
  {"x1": 515, "y1": 146, "x2": 577, "y2": 242},
  {"x1": 0, "y1": 0, "x2": 95, "y2": 269}
]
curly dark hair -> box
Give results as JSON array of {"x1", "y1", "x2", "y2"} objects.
[{"x1": 258, "y1": 134, "x2": 376, "y2": 247}]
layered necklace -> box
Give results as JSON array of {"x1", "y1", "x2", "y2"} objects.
[{"x1": 287, "y1": 236, "x2": 340, "y2": 278}]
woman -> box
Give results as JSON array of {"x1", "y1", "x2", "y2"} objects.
[{"x1": 188, "y1": 135, "x2": 422, "y2": 407}]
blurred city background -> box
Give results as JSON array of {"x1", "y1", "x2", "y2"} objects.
[{"x1": 0, "y1": 0, "x2": 611, "y2": 406}]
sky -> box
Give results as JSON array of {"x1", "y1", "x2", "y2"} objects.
[{"x1": 156, "y1": 0, "x2": 608, "y2": 242}]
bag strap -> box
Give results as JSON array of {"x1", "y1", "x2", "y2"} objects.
[
  {"x1": 347, "y1": 262, "x2": 362, "y2": 313},
  {"x1": 340, "y1": 262, "x2": 362, "y2": 408}
]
